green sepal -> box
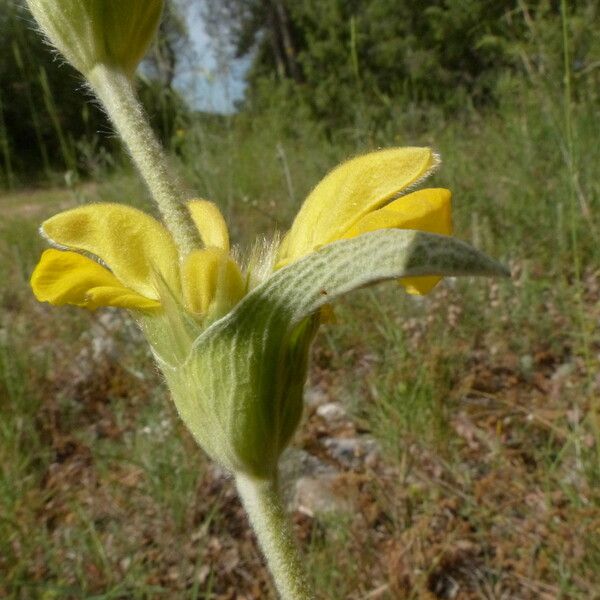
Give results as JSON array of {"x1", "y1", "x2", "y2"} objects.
[{"x1": 154, "y1": 230, "x2": 508, "y2": 478}]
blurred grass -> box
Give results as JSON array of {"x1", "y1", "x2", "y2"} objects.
[{"x1": 1, "y1": 20, "x2": 599, "y2": 600}]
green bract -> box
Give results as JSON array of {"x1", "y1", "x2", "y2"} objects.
[
  {"x1": 26, "y1": 0, "x2": 164, "y2": 77},
  {"x1": 143, "y1": 229, "x2": 509, "y2": 477}
]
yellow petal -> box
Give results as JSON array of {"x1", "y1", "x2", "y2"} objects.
[
  {"x1": 401, "y1": 276, "x2": 442, "y2": 296},
  {"x1": 341, "y1": 188, "x2": 452, "y2": 296},
  {"x1": 182, "y1": 248, "x2": 245, "y2": 317},
  {"x1": 41, "y1": 203, "x2": 180, "y2": 300},
  {"x1": 341, "y1": 188, "x2": 452, "y2": 238},
  {"x1": 279, "y1": 147, "x2": 437, "y2": 262},
  {"x1": 187, "y1": 199, "x2": 230, "y2": 251},
  {"x1": 31, "y1": 249, "x2": 160, "y2": 311}
]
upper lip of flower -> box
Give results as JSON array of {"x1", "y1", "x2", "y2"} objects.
[
  {"x1": 30, "y1": 146, "x2": 454, "y2": 316},
  {"x1": 277, "y1": 146, "x2": 441, "y2": 262}
]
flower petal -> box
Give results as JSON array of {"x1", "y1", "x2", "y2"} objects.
[
  {"x1": 279, "y1": 147, "x2": 437, "y2": 262},
  {"x1": 84, "y1": 286, "x2": 162, "y2": 310},
  {"x1": 31, "y1": 249, "x2": 160, "y2": 310},
  {"x1": 182, "y1": 248, "x2": 245, "y2": 318},
  {"x1": 41, "y1": 203, "x2": 180, "y2": 299},
  {"x1": 341, "y1": 188, "x2": 452, "y2": 238},
  {"x1": 187, "y1": 200, "x2": 230, "y2": 251},
  {"x1": 341, "y1": 188, "x2": 452, "y2": 295}
]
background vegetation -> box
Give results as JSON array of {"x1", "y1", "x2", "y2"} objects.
[{"x1": 1, "y1": 0, "x2": 599, "y2": 598}]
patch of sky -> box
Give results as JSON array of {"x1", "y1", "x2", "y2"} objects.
[{"x1": 174, "y1": 3, "x2": 249, "y2": 114}]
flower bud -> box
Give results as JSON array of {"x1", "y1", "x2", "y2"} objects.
[{"x1": 26, "y1": 0, "x2": 164, "y2": 77}]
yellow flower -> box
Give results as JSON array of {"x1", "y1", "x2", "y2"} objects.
[
  {"x1": 277, "y1": 146, "x2": 451, "y2": 294},
  {"x1": 31, "y1": 147, "x2": 451, "y2": 314},
  {"x1": 31, "y1": 200, "x2": 245, "y2": 320}
]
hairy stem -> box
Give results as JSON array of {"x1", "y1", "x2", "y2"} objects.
[
  {"x1": 87, "y1": 64, "x2": 201, "y2": 256},
  {"x1": 235, "y1": 473, "x2": 314, "y2": 600}
]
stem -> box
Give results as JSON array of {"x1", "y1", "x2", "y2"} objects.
[
  {"x1": 235, "y1": 473, "x2": 314, "y2": 600},
  {"x1": 560, "y1": 0, "x2": 580, "y2": 280},
  {"x1": 87, "y1": 64, "x2": 201, "y2": 256}
]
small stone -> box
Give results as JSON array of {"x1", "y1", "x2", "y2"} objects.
[
  {"x1": 566, "y1": 406, "x2": 581, "y2": 426},
  {"x1": 552, "y1": 362, "x2": 574, "y2": 381},
  {"x1": 322, "y1": 436, "x2": 380, "y2": 469},
  {"x1": 364, "y1": 449, "x2": 380, "y2": 470},
  {"x1": 119, "y1": 557, "x2": 131, "y2": 572},
  {"x1": 97, "y1": 310, "x2": 122, "y2": 331},
  {"x1": 316, "y1": 402, "x2": 347, "y2": 422},
  {"x1": 304, "y1": 387, "x2": 329, "y2": 408},
  {"x1": 280, "y1": 448, "x2": 337, "y2": 480},
  {"x1": 290, "y1": 475, "x2": 353, "y2": 515},
  {"x1": 91, "y1": 334, "x2": 117, "y2": 362},
  {"x1": 520, "y1": 354, "x2": 534, "y2": 372},
  {"x1": 195, "y1": 564, "x2": 210, "y2": 585}
]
